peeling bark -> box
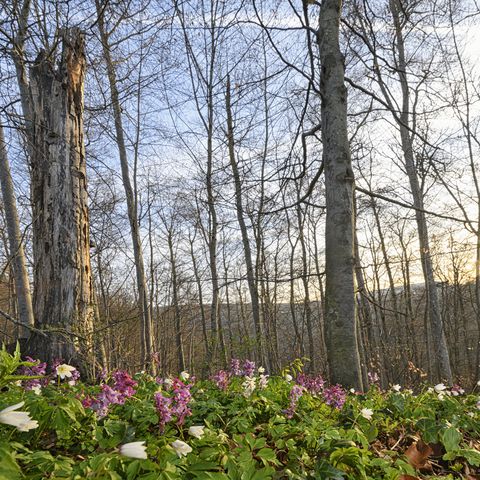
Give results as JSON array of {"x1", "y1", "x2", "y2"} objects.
[{"x1": 28, "y1": 29, "x2": 95, "y2": 367}]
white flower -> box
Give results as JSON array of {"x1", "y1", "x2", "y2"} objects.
[
  {"x1": 31, "y1": 385, "x2": 42, "y2": 395},
  {"x1": 258, "y1": 367, "x2": 265, "y2": 374},
  {"x1": 164, "y1": 378, "x2": 173, "y2": 387},
  {"x1": 242, "y1": 376, "x2": 256, "y2": 397},
  {"x1": 0, "y1": 401, "x2": 38, "y2": 431},
  {"x1": 171, "y1": 439, "x2": 192, "y2": 457},
  {"x1": 349, "y1": 388, "x2": 356, "y2": 394},
  {"x1": 259, "y1": 374, "x2": 269, "y2": 389},
  {"x1": 284, "y1": 374, "x2": 293, "y2": 382},
  {"x1": 392, "y1": 384, "x2": 401, "y2": 392},
  {"x1": 477, "y1": 380, "x2": 480, "y2": 387},
  {"x1": 427, "y1": 387, "x2": 434, "y2": 393},
  {"x1": 17, "y1": 420, "x2": 39, "y2": 432},
  {"x1": 119, "y1": 441, "x2": 147, "y2": 459},
  {"x1": 438, "y1": 393, "x2": 446, "y2": 401},
  {"x1": 180, "y1": 371, "x2": 190, "y2": 381},
  {"x1": 360, "y1": 408, "x2": 374, "y2": 420},
  {"x1": 468, "y1": 412, "x2": 475, "y2": 417},
  {"x1": 56, "y1": 364, "x2": 76, "y2": 379},
  {"x1": 14, "y1": 380, "x2": 22, "y2": 387},
  {"x1": 188, "y1": 425, "x2": 205, "y2": 439},
  {"x1": 434, "y1": 383, "x2": 447, "y2": 393}
]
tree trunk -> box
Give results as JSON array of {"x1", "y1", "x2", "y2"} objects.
[
  {"x1": 389, "y1": 0, "x2": 453, "y2": 383},
  {"x1": 225, "y1": 76, "x2": 268, "y2": 369},
  {"x1": 0, "y1": 122, "x2": 35, "y2": 340},
  {"x1": 28, "y1": 29, "x2": 95, "y2": 368},
  {"x1": 319, "y1": 0, "x2": 363, "y2": 390},
  {"x1": 95, "y1": 0, "x2": 154, "y2": 371}
]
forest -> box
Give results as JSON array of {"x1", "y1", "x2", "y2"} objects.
[{"x1": 1, "y1": 0, "x2": 480, "y2": 478}]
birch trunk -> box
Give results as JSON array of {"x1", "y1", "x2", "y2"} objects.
[{"x1": 319, "y1": 0, "x2": 363, "y2": 389}]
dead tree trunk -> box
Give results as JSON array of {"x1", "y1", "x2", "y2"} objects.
[
  {"x1": 0, "y1": 122, "x2": 35, "y2": 340},
  {"x1": 318, "y1": 0, "x2": 363, "y2": 389},
  {"x1": 28, "y1": 29, "x2": 95, "y2": 367}
]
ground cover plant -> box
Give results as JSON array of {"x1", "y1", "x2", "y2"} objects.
[{"x1": 1, "y1": 346, "x2": 480, "y2": 479}]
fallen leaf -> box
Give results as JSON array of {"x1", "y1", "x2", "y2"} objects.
[{"x1": 404, "y1": 439, "x2": 433, "y2": 470}]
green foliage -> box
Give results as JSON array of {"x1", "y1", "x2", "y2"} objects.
[
  {"x1": 0, "y1": 343, "x2": 42, "y2": 389},
  {"x1": 1, "y1": 348, "x2": 480, "y2": 479}
]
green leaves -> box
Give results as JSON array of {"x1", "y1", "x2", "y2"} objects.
[
  {"x1": 2, "y1": 350, "x2": 480, "y2": 479},
  {"x1": 441, "y1": 426, "x2": 462, "y2": 452}
]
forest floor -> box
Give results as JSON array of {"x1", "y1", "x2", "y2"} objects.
[{"x1": 1, "y1": 349, "x2": 480, "y2": 479}]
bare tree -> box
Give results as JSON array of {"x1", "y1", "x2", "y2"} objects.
[
  {"x1": 318, "y1": 0, "x2": 363, "y2": 389},
  {"x1": 0, "y1": 121, "x2": 34, "y2": 340}
]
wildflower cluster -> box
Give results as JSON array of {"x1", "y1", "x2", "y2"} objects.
[
  {"x1": 19, "y1": 357, "x2": 47, "y2": 393},
  {"x1": 211, "y1": 370, "x2": 229, "y2": 391},
  {"x1": 294, "y1": 374, "x2": 346, "y2": 409},
  {"x1": 296, "y1": 373, "x2": 325, "y2": 395},
  {"x1": 322, "y1": 384, "x2": 347, "y2": 409},
  {"x1": 82, "y1": 370, "x2": 137, "y2": 417},
  {"x1": 154, "y1": 377, "x2": 193, "y2": 429},
  {"x1": 230, "y1": 358, "x2": 257, "y2": 377},
  {"x1": 283, "y1": 384, "x2": 304, "y2": 419}
]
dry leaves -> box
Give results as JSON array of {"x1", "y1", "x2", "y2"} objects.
[{"x1": 404, "y1": 439, "x2": 433, "y2": 471}]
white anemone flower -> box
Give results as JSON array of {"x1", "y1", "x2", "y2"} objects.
[
  {"x1": 119, "y1": 441, "x2": 147, "y2": 459},
  {"x1": 56, "y1": 364, "x2": 76, "y2": 379},
  {"x1": 258, "y1": 366, "x2": 265, "y2": 374},
  {"x1": 434, "y1": 383, "x2": 447, "y2": 393},
  {"x1": 171, "y1": 439, "x2": 192, "y2": 457},
  {"x1": 180, "y1": 371, "x2": 190, "y2": 381},
  {"x1": 31, "y1": 385, "x2": 42, "y2": 395},
  {"x1": 188, "y1": 425, "x2": 205, "y2": 439},
  {"x1": 284, "y1": 374, "x2": 293, "y2": 382},
  {"x1": 392, "y1": 384, "x2": 402, "y2": 392},
  {"x1": 0, "y1": 401, "x2": 38, "y2": 431},
  {"x1": 242, "y1": 376, "x2": 256, "y2": 397},
  {"x1": 360, "y1": 408, "x2": 374, "y2": 420}
]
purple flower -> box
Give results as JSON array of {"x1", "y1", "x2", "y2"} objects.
[
  {"x1": 153, "y1": 378, "x2": 193, "y2": 430},
  {"x1": 112, "y1": 370, "x2": 137, "y2": 397},
  {"x1": 19, "y1": 357, "x2": 47, "y2": 390},
  {"x1": 296, "y1": 374, "x2": 325, "y2": 395},
  {"x1": 154, "y1": 392, "x2": 173, "y2": 430},
  {"x1": 283, "y1": 385, "x2": 304, "y2": 419},
  {"x1": 171, "y1": 379, "x2": 192, "y2": 425},
  {"x1": 211, "y1": 370, "x2": 229, "y2": 391},
  {"x1": 368, "y1": 371, "x2": 380, "y2": 385},
  {"x1": 82, "y1": 369, "x2": 137, "y2": 418},
  {"x1": 242, "y1": 360, "x2": 256, "y2": 377},
  {"x1": 322, "y1": 384, "x2": 346, "y2": 409},
  {"x1": 230, "y1": 359, "x2": 242, "y2": 376}
]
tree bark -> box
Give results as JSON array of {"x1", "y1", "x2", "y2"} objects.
[
  {"x1": 28, "y1": 28, "x2": 95, "y2": 367},
  {"x1": 0, "y1": 122, "x2": 35, "y2": 340},
  {"x1": 319, "y1": 0, "x2": 363, "y2": 389}
]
